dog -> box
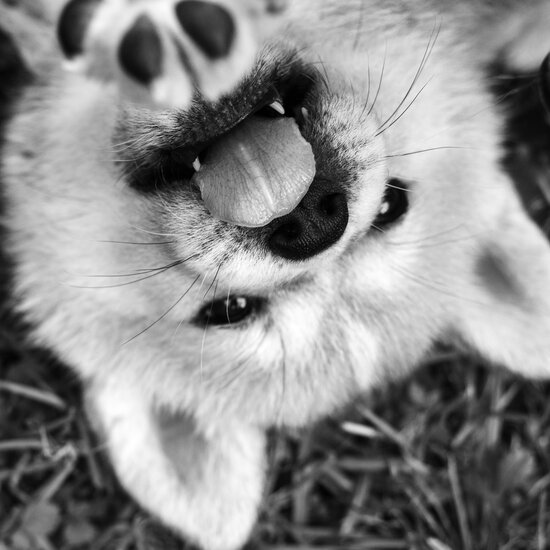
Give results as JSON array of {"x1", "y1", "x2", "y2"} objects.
[{"x1": 1, "y1": 1, "x2": 550, "y2": 548}]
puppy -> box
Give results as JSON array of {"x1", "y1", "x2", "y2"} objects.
[{"x1": 1, "y1": 1, "x2": 550, "y2": 548}]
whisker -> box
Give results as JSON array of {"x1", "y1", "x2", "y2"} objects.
[
  {"x1": 389, "y1": 234, "x2": 478, "y2": 251},
  {"x1": 200, "y1": 273, "x2": 220, "y2": 382},
  {"x1": 370, "y1": 223, "x2": 387, "y2": 233},
  {"x1": 275, "y1": 325, "x2": 289, "y2": 426},
  {"x1": 172, "y1": 264, "x2": 222, "y2": 342},
  {"x1": 489, "y1": 77, "x2": 538, "y2": 106},
  {"x1": 384, "y1": 146, "x2": 469, "y2": 159},
  {"x1": 375, "y1": 78, "x2": 433, "y2": 137},
  {"x1": 445, "y1": 76, "x2": 537, "y2": 129},
  {"x1": 312, "y1": 56, "x2": 332, "y2": 95},
  {"x1": 352, "y1": 0, "x2": 366, "y2": 52},
  {"x1": 110, "y1": 131, "x2": 161, "y2": 151},
  {"x1": 203, "y1": 264, "x2": 222, "y2": 300},
  {"x1": 74, "y1": 255, "x2": 199, "y2": 289},
  {"x1": 82, "y1": 255, "x2": 199, "y2": 279},
  {"x1": 210, "y1": 362, "x2": 248, "y2": 392},
  {"x1": 375, "y1": 20, "x2": 440, "y2": 134},
  {"x1": 73, "y1": 276, "x2": 165, "y2": 290},
  {"x1": 225, "y1": 284, "x2": 232, "y2": 325},
  {"x1": 122, "y1": 275, "x2": 200, "y2": 345},
  {"x1": 128, "y1": 224, "x2": 180, "y2": 238},
  {"x1": 359, "y1": 61, "x2": 372, "y2": 121},
  {"x1": 365, "y1": 47, "x2": 387, "y2": 119},
  {"x1": 389, "y1": 262, "x2": 492, "y2": 307},
  {"x1": 109, "y1": 156, "x2": 151, "y2": 164},
  {"x1": 96, "y1": 240, "x2": 175, "y2": 246},
  {"x1": 372, "y1": 222, "x2": 481, "y2": 251},
  {"x1": 206, "y1": 336, "x2": 265, "y2": 391},
  {"x1": 384, "y1": 181, "x2": 411, "y2": 192},
  {"x1": 385, "y1": 223, "x2": 466, "y2": 245},
  {"x1": 196, "y1": 270, "x2": 212, "y2": 296}
]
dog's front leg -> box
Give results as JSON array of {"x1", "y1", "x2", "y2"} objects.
[{"x1": 57, "y1": 0, "x2": 285, "y2": 109}]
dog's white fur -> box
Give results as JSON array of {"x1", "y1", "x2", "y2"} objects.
[{"x1": 2, "y1": 1, "x2": 550, "y2": 548}]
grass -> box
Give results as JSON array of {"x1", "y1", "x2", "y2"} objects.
[
  {"x1": 258, "y1": 360, "x2": 550, "y2": 550},
  {"x1": 1, "y1": 57, "x2": 550, "y2": 550},
  {"x1": 3, "y1": 340, "x2": 550, "y2": 550}
]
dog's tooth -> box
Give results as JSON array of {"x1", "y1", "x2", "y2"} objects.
[
  {"x1": 193, "y1": 157, "x2": 201, "y2": 172},
  {"x1": 301, "y1": 107, "x2": 309, "y2": 121},
  {"x1": 270, "y1": 101, "x2": 285, "y2": 115}
]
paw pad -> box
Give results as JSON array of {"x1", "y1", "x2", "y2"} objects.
[
  {"x1": 57, "y1": 0, "x2": 100, "y2": 59},
  {"x1": 118, "y1": 15, "x2": 163, "y2": 85},
  {"x1": 175, "y1": 1, "x2": 235, "y2": 59}
]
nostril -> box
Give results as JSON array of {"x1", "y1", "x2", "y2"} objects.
[
  {"x1": 277, "y1": 219, "x2": 301, "y2": 241},
  {"x1": 318, "y1": 192, "x2": 343, "y2": 217},
  {"x1": 269, "y1": 217, "x2": 303, "y2": 252}
]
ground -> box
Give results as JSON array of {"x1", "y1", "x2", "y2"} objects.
[{"x1": 1, "y1": 61, "x2": 550, "y2": 550}]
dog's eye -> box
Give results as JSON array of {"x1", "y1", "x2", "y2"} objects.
[
  {"x1": 195, "y1": 296, "x2": 263, "y2": 326},
  {"x1": 374, "y1": 179, "x2": 409, "y2": 227}
]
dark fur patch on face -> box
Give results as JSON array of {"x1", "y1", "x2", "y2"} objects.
[
  {"x1": 475, "y1": 248, "x2": 524, "y2": 304},
  {"x1": 0, "y1": 26, "x2": 73, "y2": 370},
  {"x1": 0, "y1": 25, "x2": 33, "y2": 329},
  {"x1": 0, "y1": 26, "x2": 33, "y2": 105},
  {"x1": 489, "y1": 62, "x2": 550, "y2": 231}
]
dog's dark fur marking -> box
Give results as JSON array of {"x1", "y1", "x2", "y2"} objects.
[
  {"x1": 490, "y1": 62, "x2": 550, "y2": 231},
  {"x1": 0, "y1": 25, "x2": 32, "y2": 329}
]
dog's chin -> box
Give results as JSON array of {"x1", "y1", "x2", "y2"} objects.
[{"x1": 167, "y1": 260, "x2": 386, "y2": 431}]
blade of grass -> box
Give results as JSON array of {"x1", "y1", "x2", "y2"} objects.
[{"x1": 0, "y1": 381, "x2": 66, "y2": 410}]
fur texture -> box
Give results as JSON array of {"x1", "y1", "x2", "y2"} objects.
[{"x1": 1, "y1": 1, "x2": 550, "y2": 548}]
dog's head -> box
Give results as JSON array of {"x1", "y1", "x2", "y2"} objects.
[{"x1": 67, "y1": 23, "x2": 550, "y2": 427}]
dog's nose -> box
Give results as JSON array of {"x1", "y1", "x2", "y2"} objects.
[{"x1": 267, "y1": 179, "x2": 348, "y2": 261}]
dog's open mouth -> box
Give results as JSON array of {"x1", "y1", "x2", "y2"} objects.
[
  {"x1": 124, "y1": 63, "x2": 350, "y2": 261},
  {"x1": 167, "y1": 70, "x2": 319, "y2": 227}
]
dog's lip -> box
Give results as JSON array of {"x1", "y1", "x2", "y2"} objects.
[
  {"x1": 142, "y1": 67, "x2": 318, "y2": 199},
  {"x1": 169, "y1": 87, "x2": 285, "y2": 175}
]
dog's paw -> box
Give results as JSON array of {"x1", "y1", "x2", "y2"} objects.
[{"x1": 57, "y1": 0, "x2": 285, "y2": 109}]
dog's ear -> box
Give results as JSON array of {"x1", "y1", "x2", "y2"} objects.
[
  {"x1": 451, "y1": 196, "x2": 550, "y2": 377},
  {"x1": 87, "y1": 383, "x2": 266, "y2": 550}
]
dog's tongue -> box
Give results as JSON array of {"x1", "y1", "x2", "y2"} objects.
[{"x1": 192, "y1": 116, "x2": 316, "y2": 227}]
